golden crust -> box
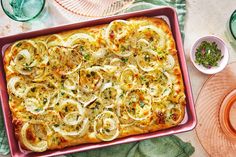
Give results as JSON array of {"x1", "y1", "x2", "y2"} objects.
[{"x1": 4, "y1": 17, "x2": 186, "y2": 152}]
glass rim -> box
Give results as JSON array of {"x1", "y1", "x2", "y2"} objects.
[
  {"x1": 229, "y1": 9, "x2": 236, "y2": 40},
  {"x1": 0, "y1": 0, "x2": 46, "y2": 22}
]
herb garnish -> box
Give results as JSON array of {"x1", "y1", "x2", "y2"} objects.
[{"x1": 195, "y1": 41, "x2": 223, "y2": 68}]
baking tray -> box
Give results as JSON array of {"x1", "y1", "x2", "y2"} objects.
[{"x1": 0, "y1": 7, "x2": 197, "y2": 157}]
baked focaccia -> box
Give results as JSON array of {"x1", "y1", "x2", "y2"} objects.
[{"x1": 4, "y1": 17, "x2": 186, "y2": 152}]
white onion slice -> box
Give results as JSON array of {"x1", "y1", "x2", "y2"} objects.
[
  {"x1": 125, "y1": 88, "x2": 152, "y2": 121},
  {"x1": 65, "y1": 33, "x2": 95, "y2": 47},
  {"x1": 60, "y1": 99, "x2": 83, "y2": 115},
  {"x1": 21, "y1": 122, "x2": 48, "y2": 152},
  {"x1": 137, "y1": 38, "x2": 150, "y2": 49},
  {"x1": 164, "y1": 54, "x2": 175, "y2": 70},
  {"x1": 93, "y1": 48, "x2": 107, "y2": 59},
  {"x1": 166, "y1": 104, "x2": 183, "y2": 123},
  {"x1": 94, "y1": 111, "x2": 119, "y2": 141},
  {"x1": 136, "y1": 49, "x2": 159, "y2": 72},
  {"x1": 105, "y1": 20, "x2": 128, "y2": 45},
  {"x1": 23, "y1": 97, "x2": 49, "y2": 115},
  {"x1": 88, "y1": 65, "x2": 118, "y2": 74},
  {"x1": 7, "y1": 76, "x2": 30, "y2": 98},
  {"x1": 64, "y1": 77, "x2": 78, "y2": 90},
  {"x1": 61, "y1": 64, "x2": 81, "y2": 75},
  {"x1": 138, "y1": 25, "x2": 166, "y2": 49},
  {"x1": 52, "y1": 118, "x2": 89, "y2": 136},
  {"x1": 32, "y1": 67, "x2": 48, "y2": 82},
  {"x1": 152, "y1": 71, "x2": 172, "y2": 102},
  {"x1": 46, "y1": 34, "x2": 65, "y2": 47},
  {"x1": 120, "y1": 65, "x2": 139, "y2": 90},
  {"x1": 78, "y1": 94, "x2": 98, "y2": 107},
  {"x1": 63, "y1": 111, "x2": 83, "y2": 125},
  {"x1": 79, "y1": 69, "x2": 103, "y2": 93}
]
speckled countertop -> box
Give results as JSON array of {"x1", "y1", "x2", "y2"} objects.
[{"x1": 0, "y1": 0, "x2": 236, "y2": 156}]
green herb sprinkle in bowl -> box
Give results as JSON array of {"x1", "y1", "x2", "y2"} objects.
[{"x1": 190, "y1": 35, "x2": 229, "y2": 74}]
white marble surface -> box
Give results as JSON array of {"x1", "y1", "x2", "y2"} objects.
[
  {"x1": 1, "y1": 0, "x2": 236, "y2": 156},
  {"x1": 178, "y1": 0, "x2": 236, "y2": 157}
]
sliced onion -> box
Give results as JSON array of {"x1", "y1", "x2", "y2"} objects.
[
  {"x1": 36, "y1": 41, "x2": 49, "y2": 67},
  {"x1": 21, "y1": 122, "x2": 48, "y2": 152},
  {"x1": 23, "y1": 97, "x2": 49, "y2": 115},
  {"x1": 46, "y1": 34, "x2": 65, "y2": 47},
  {"x1": 136, "y1": 49, "x2": 159, "y2": 72},
  {"x1": 10, "y1": 40, "x2": 37, "y2": 56},
  {"x1": 14, "y1": 49, "x2": 37, "y2": 75},
  {"x1": 94, "y1": 111, "x2": 119, "y2": 141},
  {"x1": 164, "y1": 54, "x2": 175, "y2": 70},
  {"x1": 49, "y1": 91, "x2": 60, "y2": 107},
  {"x1": 64, "y1": 76, "x2": 78, "y2": 90},
  {"x1": 65, "y1": 33, "x2": 95, "y2": 47},
  {"x1": 7, "y1": 76, "x2": 30, "y2": 98},
  {"x1": 100, "y1": 83, "x2": 119, "y2": 108},
  {"x1": 32, "y1": 67, "x2": 48, "y2": 82},
  {"x1": 105, "y1": 20, "x2": 128, "y2": 45},
  {"x1": 60, "y1": 99, "x2": 83, "y2": 115},
  {"x1": 63, "y1": 111, "x2": 83, "y2": 125},
  {"x1": 93, "y1": 48, "x2": 107, "y2": 59},
  {"x1": 124, "y1": 88, "x2": 152, "y2": 121},
  {"x1": 88, "y1": 65, "x2": 118, "y2": 74},
  {"x1": 79, "y1": 69, "x2": 103, "y2": 93},
  {"x1": 120, "y1": 65, "x2": 139, "y2": 90},
  {"x1": 61, "y1": 64, "x2": 81, "y2": 75},
  {"x1": 104, "y1": 20, "x2": 132, "y2": 57},
  {"x1": 137, "y1": 38, "x2": 150, "y2": 49},
  {"x1": 138, "y1": 25, "x2": 166, "y2": 49},
  {"x1": 14, "y1": 49, "x2": 31, "y2": 66},
  {"x1": 152, "y1": 71, "x2": 172, "y2": 102},
  {"x1": 48, "y1": 46, "x2": 82, "y2": 75},
  {"x1": 52, "y1": 118, "x2": 89, "y2": 136},
  {"x1": 78, "y1": 94, "x2": 98, "y2": 107},
  {"x1": 166, "y1": 103, "x2": 183, "y2": 123}
]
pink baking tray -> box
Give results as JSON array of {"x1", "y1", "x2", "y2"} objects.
[{"x1": 0, "y1": 7, "x2": 196, "y2": 157}]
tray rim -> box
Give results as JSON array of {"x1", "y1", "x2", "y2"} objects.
[{"x1": 0, "y1": 6, "x2": 197, "y2": 157}]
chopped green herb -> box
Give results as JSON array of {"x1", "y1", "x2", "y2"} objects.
[
  {"x1": 140, "y1": 101, "x2": 145, "y2": 108},
  {"x1": 23, "y1": 67, "x2": 32, "y2": 71},
  {"x1": 54, "y1": 124, "x2": 59, "y2": 127},
  {"x1": 119, "y1": 93, "x2": 124, "y2": 98},
  {"x1": 121, "y1": 57, "x2": 128, "y2": 63},
  {"x1": 80, "y1": 46, "x2": 84, "y2": 51},
  {"x1": 195, "y1": 41, "x2": 223, "y2": 68},
  {"x1": 34, "y1": 108, "x2": 41, "y2": 112},
  {"x1": 83, "y1": 54, "x2": 90, "y2": 60},
  {"x1": 16, "y1": 42, "x2": 22, "y2": 47},
  {"x1": 121, "y1": 46, "x2": 126, "y2": 51}
]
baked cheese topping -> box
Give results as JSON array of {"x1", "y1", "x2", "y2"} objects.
[{"x1": 4, "y1": 17, "x2": 186, "y2": 152}]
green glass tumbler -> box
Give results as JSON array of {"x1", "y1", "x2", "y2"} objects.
[
  {"x1": 1, "y1": 0, "x2": 45, "y2": 22},
  {"x1": 229, "y1": 10, "x2": 236, "y2": 41}
]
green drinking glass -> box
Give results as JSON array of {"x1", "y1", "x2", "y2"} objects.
[
  {"x1": 1, "y1": 0, "x2": 45, "y2": 22},
  {"x1": 229, "y1": 10, "x2": 236, "y2": 41}
]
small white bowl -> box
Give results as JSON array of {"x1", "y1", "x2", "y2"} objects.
[{"x1": 190, "y1": 35, "x2": 229, "y2": 74}]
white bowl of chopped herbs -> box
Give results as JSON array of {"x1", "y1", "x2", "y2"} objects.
[{"x1": 190, "y1": 35, "x2": 229, "y2": 74}]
